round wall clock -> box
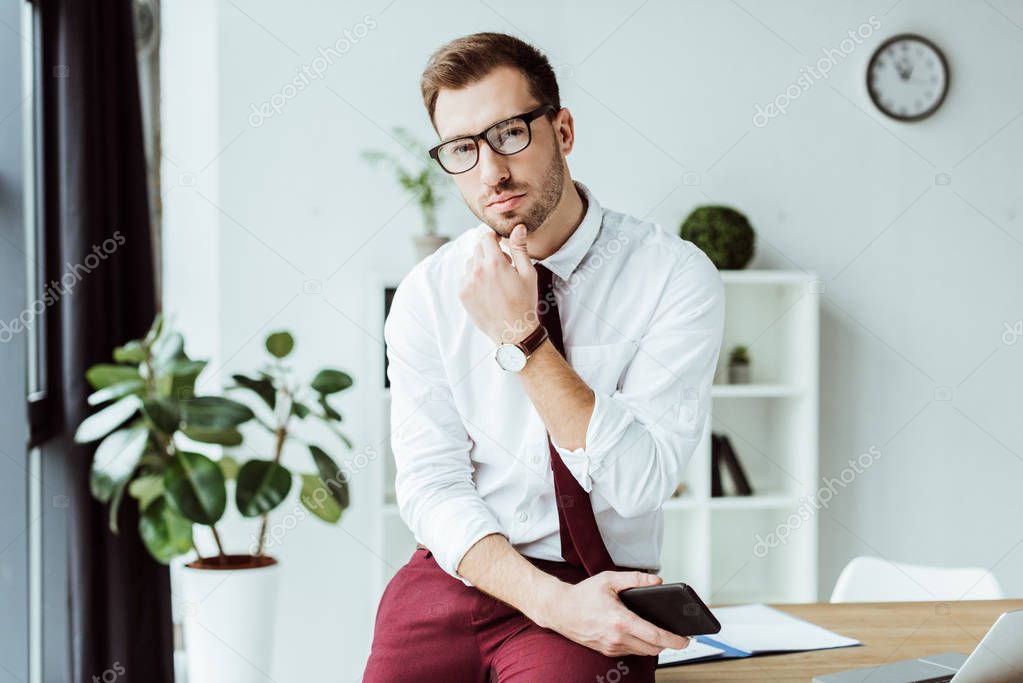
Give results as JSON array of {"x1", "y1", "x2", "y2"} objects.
[{"x1": 867, "y1": 33, "x2": 949, "y2": 121}]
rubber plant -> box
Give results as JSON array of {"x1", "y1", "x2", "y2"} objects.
[{"x1": 74, "y1": 315, "x2": 354, "y2": 565}]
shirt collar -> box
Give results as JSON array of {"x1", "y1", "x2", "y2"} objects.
[{"x1": 495, "y1": 180, "x2": 602, "y2": 281}]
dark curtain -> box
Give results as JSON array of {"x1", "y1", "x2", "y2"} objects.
[{"x1": 33, "y1": 0, "x2": 174, "y2": 680}]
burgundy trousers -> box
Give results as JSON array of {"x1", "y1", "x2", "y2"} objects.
[{"x1": 362, "y1": 547, "x2": 658, "y2": 682}]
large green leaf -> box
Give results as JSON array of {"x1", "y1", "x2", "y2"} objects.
[
  {"x1": 151, "y1": 331, "x2": 186, "y2": 370},
  {"x1": 139, "y1": 497, "x2": 194, "y2": 564},
  {"x1": 290, "y1": 401, "x2": 311, "y2": 419},
  {"x1": 217, "y1": 455, "x2": 240, "y2": 481},
  {"x1": 179, "y1": 396, "x2": 254, "y2": 430},
  {"x1": 112, "y1": 340, "x2": 146, "y2": 364},
  {"x1": 109, "y1": 479, "x2": 128, "y2": 534},
  {"x1": 142, "y1": 397, "x2": 181, "y2": 434},
  {"x1": 143, "y1": 313, "x2": 164, "y2": 346},
  {"x1": 87, "y1": 378, "x2": 145, "y2": 406},
  {"x1": 139, "y1": 453, "x2": 166, "y2": 470},
  {"x1": 230, "y1": 373, "x2": 276, "y2": 410},
  {"x1": 311, "y1": 369, "x2": 353, "y2": 395},
  {"x1": 74, "y1": 395, "x2": 142, "y2": 443},
  {"x1": 181, "y1": 425, "x2": 243, "y2": 446},
  {"x1": 89, "y1": 424, "x2": 148, "y2": 503},
  {"x1": 317, "y1": 395, "x2": 342, "y2": 422},
  {"x1": 308, "y1": 445, "x2": 349, "y2": 509},
  {"x1": 157, "y1": 359, "x2": 207, "y2": 399},
  {"x1": 235, "y1": 460, "x2": 292, "y2": 517},
  {"x1": 265, "y1": 331, "x2": 294, "y2": 359},
  {"x1": 164, "y1": 451, "x2": 227, "y2": 525},
  {"x1": 128, "y1": 474, "x2": 165, "y2": 511},
  {"x1": 85, "y1": 364, "x2": 143, "y2": 390},
  {"x1": 299, "y1": 474, "x2": 342, "y2": 523}
]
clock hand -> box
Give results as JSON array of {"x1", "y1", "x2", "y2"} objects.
[{"x1": 895, "y1": 58, "x2": 916, "y2": 80}]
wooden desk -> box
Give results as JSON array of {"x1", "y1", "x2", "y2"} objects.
[{"x1": 656, "y1": 599, "x2": 1023, "y2": 682}]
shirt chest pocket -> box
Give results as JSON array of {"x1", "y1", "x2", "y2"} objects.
[{"x1": 566, "y1": 341, "x2": 638, "y2": 395}]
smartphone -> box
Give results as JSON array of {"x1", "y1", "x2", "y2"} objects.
[{"x1": 618, "y1": 582, "x2": 721, "y2": 637}]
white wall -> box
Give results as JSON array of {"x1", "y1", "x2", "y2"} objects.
[{"x1": 162, "y1": 1, "x2": 1023, "y2": 680}]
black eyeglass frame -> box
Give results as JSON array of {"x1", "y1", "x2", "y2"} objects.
[{"x1": 428, "y1": 104, "x2": 558, "y2": 174}]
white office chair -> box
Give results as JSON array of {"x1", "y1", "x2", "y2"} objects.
[{"x1": 830, "y1": 555, "x2": 1004, "y2": 603}]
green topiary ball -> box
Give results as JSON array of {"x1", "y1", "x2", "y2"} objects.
[{"x1": 679, "y1": 205, "x2": 755, "y2": 270}]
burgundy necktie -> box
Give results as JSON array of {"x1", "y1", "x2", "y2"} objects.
[{"x1": 536, "y1": 263, "x2": 617, "y2": 576}]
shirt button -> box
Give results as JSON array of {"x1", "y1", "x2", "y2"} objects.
[{"x1": 516, "y1": 511, "x2": 528, "y2": 523}]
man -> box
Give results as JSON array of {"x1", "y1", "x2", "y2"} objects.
[{"x1": 364, "y1": 32, "x2": 725, "y2": 682}]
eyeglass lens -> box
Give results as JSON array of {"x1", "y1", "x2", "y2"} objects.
[{"x1": 437, "y1": 116, "x2": 531, "y2": 173}]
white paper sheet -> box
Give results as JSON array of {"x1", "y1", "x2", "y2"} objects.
[
  {"x1": 657, "y1": 604, "x2": 861, "y2": 667},
  {"x1": 658, "y1": 639, "x2": 727, "y2": 665},
  {"x1": 708, "y1": 604, "x2": 861, "y2": 653}
]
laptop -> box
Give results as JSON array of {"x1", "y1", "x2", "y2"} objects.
[{"x1": 814, "y1": 609, "x2": 1023, "y2": 683}]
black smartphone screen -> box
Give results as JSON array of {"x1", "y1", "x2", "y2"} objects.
[{"x1": 618, "y1": 583, "x2": 722, "y2": 637}]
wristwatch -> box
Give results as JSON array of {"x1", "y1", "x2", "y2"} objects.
[{"x1": 494, "y1": 324, "x2": 549, "y2": 372}]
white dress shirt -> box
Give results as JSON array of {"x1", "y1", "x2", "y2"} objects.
[{"x1": 384, "y1": 181, "x2": 725, "y2": 587}]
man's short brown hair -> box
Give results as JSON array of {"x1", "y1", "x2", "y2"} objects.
[{"x1": 420, "y1": 32, "x2": 561, "y2": 127}]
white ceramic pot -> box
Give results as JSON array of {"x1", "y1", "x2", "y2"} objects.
[
  {"x1": 413, "y1": 234, "x2": 449, "y2": 262},
  {"x1": 728, "y1": 363, "x2": 750, "y2": 384},
  {"x1": 177, "y1": 556, "x2": 280, "y2": 683}
]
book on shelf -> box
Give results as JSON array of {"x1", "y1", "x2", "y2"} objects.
[
  {"x1": 711, "y1": 433, "x2": 753, "y2": 496},
  {"x1": 711, "y1": 435, "x2": 723, "y2": 497}
]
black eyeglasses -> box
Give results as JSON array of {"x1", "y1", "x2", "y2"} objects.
[{"x1": 428, "y1": 104, "x2": 557, "y2": 174}]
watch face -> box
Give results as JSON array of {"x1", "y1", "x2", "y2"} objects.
[
  {"x1": 495, "y1": 344, "x2": 527, "y2": 372},
  {"x1": 867, "y1": 34, "x2": 949, "y2": 121}
]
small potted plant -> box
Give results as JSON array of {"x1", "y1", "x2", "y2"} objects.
[
  {"x1": 680, "y1": 205, "x2": 756, "y2": 270},
  {"x1": 728, "y1": 345, "x2": 751, "y2": 384},
  {"x1": 74, "y1": 315, "x2": 354, "y2": 683},
  {"x1": 363, "y1": 127, "x2": 450, "y2": 262}
]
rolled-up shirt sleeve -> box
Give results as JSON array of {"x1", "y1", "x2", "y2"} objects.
[
  {"x1": 550, "y1": 247, "x2": 726, "y2": 518},
  {"x1": 385, "y1": 267, "x2": 506, "y2": 586}
]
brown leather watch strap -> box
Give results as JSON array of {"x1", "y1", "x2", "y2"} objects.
[{"x1": 516, "y1": 323, "x2": 548, "y2": 358}]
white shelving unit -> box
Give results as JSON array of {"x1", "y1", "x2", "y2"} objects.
[
  {"x1": 367, "y1": 269, "x2": 415, "y2": 602},
  {"x1": 370, "y1": 270, "x2": 820, "y2": 606}
]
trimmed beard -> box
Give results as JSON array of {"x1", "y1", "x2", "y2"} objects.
[{"x1": 478, "y1": 138, "x2": 565, "y2": 238}]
